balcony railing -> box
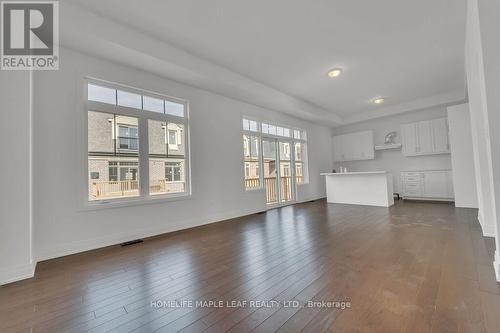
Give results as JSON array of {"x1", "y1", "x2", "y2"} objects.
[
  {"x1": 150, "y1": 179, "x2": 185, "y2": 194},
  {"x1": 245, "y1": 176, "x2": 301, "y2": 204},
  {"x1": 90, "y1": 180, "x2": 139, "y2": 199},
  {"x1": 90, "y1": 179, "x2": 186, "y2": 199},
  {"x1": 245, "y1": 178, "x2": 260, "y2": 189},
  {"x1": 265, "y1": 177, "x2": 278, "y2": 203}
]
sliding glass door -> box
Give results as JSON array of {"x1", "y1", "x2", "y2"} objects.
[
  {"x1": 263, "y1": 139, "x2": 279, "y2": 204},
  {"x1": 263, "y1": 138, "x2": 295, "y2": 206}
]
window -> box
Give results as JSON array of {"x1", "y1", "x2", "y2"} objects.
[
  {"x1": 293, "y1": 129, "x2": 306, "y2": 140},
  {"x1": 88, "y1": 84, "x2": 116, "y2": 104},
  {"x1": 261, "y1": 122, "x2": 291, "y2": 138},
  {"x1": 117, "y1": 90, "x2": 142, "y2": 109},
  {"x1": 149, "y1": 120, "x2": 186, "y2": 195},
  {"x1": 294, "y1": 142, "x2": 307, "y2": 184},
  {"x1": 241, "y1": 117, "x2": 309, "y2": 190},
  {"x1": 86, "y1": 83, "x2": 186, "y2": 115},
  {"x1": 165, "y1": 162, "x2": 182, "y2": 181},
  {"x1": 109, "y1": 161, "x2": 139, "y2": 181},
  {"x1": 168, "y1": 130, "x2": 177, "y2": 145},
  {"x1": 243, "y1": 134, "x2": 261, "y2": 189},
  {"x1": 165, "y1": 100, "x2": 185, "y2": 117},
  {"x1": 117, "y1": 125, "x2": 138, "y2": 150},
  {"x1": 243, "y1": 118, "x2": 259, "y2": 132},
  {"x1": 88, "y1": 112, "x2": 140, "y2": 201},
  {"x1": 87, "y1": 81, "x2": 189, "y2": 202},
  {"x1": 143, "y1": 96, "x2": 164, "y2": 113}
]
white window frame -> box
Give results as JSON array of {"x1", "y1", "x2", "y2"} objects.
[
  {"x1": 82, "y1": 78, "x2": 192, "y2": 209},
  {"x1": 242, "y1": 117, "x2": 264, "y2": 191},
  {"x1": 241, "y1": 116, "x2": 310, "y2": 193},
  {"x1": 293, "y1": 139, "x2": 309, "y2": 185}
]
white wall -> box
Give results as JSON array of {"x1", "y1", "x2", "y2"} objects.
[
  {"x1": 475, "y1": 0, "x2": 500, "y2": 279},
  {"x1": 32, "y1": 48, "x2": 333, "y2": 261},
  {"x1": 447, "y1": 104, "x2": 478, "y2": 208},
  {"x1": 465, "y1": 0, "x2": 497, "y2": 239},
  {"x1": 0, "y1": 71, "x2": 34, "y2": 284},
  {"x1": 331, "y1": 107, "x2": 452, "y2": 193},
  {"x1": 466, "y1": 0, "x2": 500, "y2": 281}
]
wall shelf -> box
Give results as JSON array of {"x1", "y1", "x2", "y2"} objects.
[{"x1": 374, "y1": 143, "x2": 402, "y2": 151}]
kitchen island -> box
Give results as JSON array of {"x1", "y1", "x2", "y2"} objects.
[{"x1": 321, "y1": 171, "x2": 394, "y2": 207}]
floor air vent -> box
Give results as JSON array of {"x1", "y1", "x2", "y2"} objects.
[{"x1": 121, "y1": 239, "x2": 144, "y2": 247}]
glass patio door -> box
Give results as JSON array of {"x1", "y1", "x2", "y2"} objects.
[
  {"x1": 278, "y1": 141, "x2": 293, "y2": 203},
  {"x1": 263, "y1": 139, "x2": 279, "y2": 204},
  {"x1": 262, "y1": 138, "x2": 295, "y2": 205}
]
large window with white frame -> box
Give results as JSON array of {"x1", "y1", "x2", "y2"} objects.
[
  {"x1": 242, "y1": 118, "x2": 261, "y2": 189},
  {"x1": 86, "y1": 80, "x2": 190, "y2": 202},
  {"x1": 242, "y1": 117, "x2": 309, "y2": 192}
]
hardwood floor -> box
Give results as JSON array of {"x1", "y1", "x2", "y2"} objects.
[{"x1": 1, "y1": 200, "x2": 499, "y2": 332}]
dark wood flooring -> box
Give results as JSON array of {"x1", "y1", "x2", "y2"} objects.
[{"x1": 1, "y1": 200, "x2": 500, "y2": 332}]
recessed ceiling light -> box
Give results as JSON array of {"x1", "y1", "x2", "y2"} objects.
[
  {"x1": 373, "y1": 97, "x2": 385, "y2": 104},
  {"x1": 327, "y1": 68, "x2": 343, "y2": 78}
]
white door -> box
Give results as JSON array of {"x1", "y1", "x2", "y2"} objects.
[
  {"x1": 432, "y1": 118, "x2": 449, "y2": 153},
  {"x1": 423, "y1": 171, "x2": 449, "y2": 198},
  {"x1": 416, "y1": 120, "x2": 433, "y2": 154},
  {"x1": 402, "y1": 123, "x2": 417, "y2": 155}
]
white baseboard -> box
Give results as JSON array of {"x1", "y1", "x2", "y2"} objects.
[
  {"x1": 402, "y1": 196, "x2": 454, "y2": 202},
  {"x1": 0, "y1": 262, "x2": 36, "y2": 286},
  {"x1": 477, "y1": 213, "x2": 496, "y2": 237},
  {"x1": 297, "y1": 196, "x2": 326, "y2": 203},
  {"x1": 36, "y1": 206, "x2": 265, "y2": 262}
]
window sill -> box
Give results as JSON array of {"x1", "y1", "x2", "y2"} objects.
[{"x1": 81, "y1": 192, "x2": 192, "y2": 211}]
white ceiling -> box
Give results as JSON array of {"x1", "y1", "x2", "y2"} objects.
[{"x1": 65, "y1": 0, "x2": 466, "y2": 123}]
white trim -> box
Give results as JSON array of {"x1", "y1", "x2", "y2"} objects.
[
  {"x1": 477, "y1": 212, "x2": 496, "y2": 237},
  {"x1": 297, "y1": 195, "x2": 326, "y2": 203},
  {"x1": 402, "y1": 197, "x2": 454, "y2": 202},
  {"x1": 0, "y1": 262, "x2": 36, "y2": 286},
  {"x1": 81, "y1": 192, "x2": 192, "y2": 211},
  {"x1": 242, "y1": 133, "x2": 264, "y2": 191}
]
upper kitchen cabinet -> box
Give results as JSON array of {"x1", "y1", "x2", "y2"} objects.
[
  {"x1": 401, "y1": 117, "x2": 450, "y2": 156},
  {"x1": 333, "y1": 130, "x2": 374, "y2": 162}
]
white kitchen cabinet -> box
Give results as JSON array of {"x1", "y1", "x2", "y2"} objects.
[
  {"x1": 416, "y1": 120, "x2": 433, "y2": 154},
  {"x1": 333, "y1": 130, "x2": 374, "y2": 162},
  {"x1": 401, "y1": 170, "x2": 454, "y2": 201},
  {"x1": 401, "y1": 117, "x2": 450, "y2": 156},
  {"x1": 432, "y1": 117, "x2": 450, "y2": 153},
  {"x1": 333, "y1": 134, "x2": 346, "y2": 161},
  {"x1": 401, "y1": 123, "x2": 418, "y2": 155}
]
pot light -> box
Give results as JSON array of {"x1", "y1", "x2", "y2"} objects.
[
  {"x1": 373, "y1": 97, "x2": 385, "y2": 104},
  {"x1": 327, "y1": 68, "x2": 343, "y2": 78}
]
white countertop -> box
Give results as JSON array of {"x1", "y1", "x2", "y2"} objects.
[{"x1": 321, "y1": 171, "x2": 388, "y2": 176}]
